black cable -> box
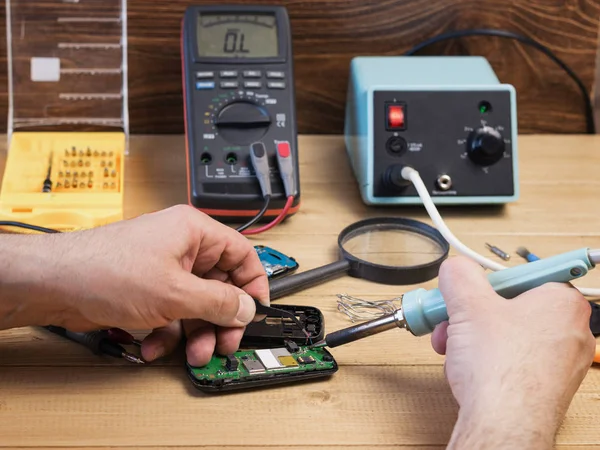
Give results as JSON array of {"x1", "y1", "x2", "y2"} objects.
[
  {"x1": 235, "y1": 195, "x2": 271, "y2": 233},
  {"x1": 0, "y1": 221, "x2": 60, "y2": 234},
  {"x1": 404, "y1": 29, "x2": 595, "y2": 134}
]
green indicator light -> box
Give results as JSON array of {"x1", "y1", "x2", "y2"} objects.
[{"x1": 478, "y1": 101, "x2": 492, "y2": 114}]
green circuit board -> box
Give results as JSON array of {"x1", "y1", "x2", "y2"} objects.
[{"x1": 188, "y1": 345, "x2": 336, "y2": 381}]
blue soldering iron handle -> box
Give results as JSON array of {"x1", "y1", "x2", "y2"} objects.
[{"x1": 402, "y1": 248, "x2": 594, "y2": 337}]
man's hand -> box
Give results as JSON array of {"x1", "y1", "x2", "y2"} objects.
[
  {"x1": 0, "y1": 205, "x2": 269, "y2": 366},
  {"x1": 431, "y1": 256, "x2": 595, "y2": 450}
]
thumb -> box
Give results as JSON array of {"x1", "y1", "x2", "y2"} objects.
[
  {"x1": 437, "y1": 255, "x2": 498, "y2": 318},
  {"x1": 171, "y1": 273, "x2": 257, "y2": 327}
]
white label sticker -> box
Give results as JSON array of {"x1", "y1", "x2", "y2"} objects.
[
  {"x1": 31, "y1": 57, "x2": 60, "y2": 82},
  {"x1": 276, "y1": 113, "x2": 286, "y2": 127}
]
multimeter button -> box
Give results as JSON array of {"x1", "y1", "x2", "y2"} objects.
[
  {"x1": 267, "y1": 81, "x2": 286, "y2": 89},
  {"x1": 220, "y1": 81, "x2": 239, "y2": 89},
  {"x1": 251, "y1": 142, "x2": 266, "y2": 158},
  {"x1": 244, "y1": 81, "x2": 262, "y2": 89},
  {"x1": 196, "y1": 71, "x2": 214, "y2": 79},
  {"x1": 196, "y1": 81, "x2": 215, "y2": 90},
  {"x1": 266, "y1": 71, "x2": 285, "y2": 79},
  {"x1": 243, "y1": 70, "x2": 262, "y2": 78},
  {"x1": 277, "y1": 142, "x2": 291, "y2": 158},
  {"x1": 220, "y1": 70, "x2": 238, "y2": 78}
]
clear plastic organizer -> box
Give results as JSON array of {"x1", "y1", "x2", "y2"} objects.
[{"x1": 1, "y1": 0, "x2": 129, "y2": 231}]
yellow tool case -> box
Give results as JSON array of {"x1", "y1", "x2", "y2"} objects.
[
  {"x1": 0, "y1": 132, "x2": 126, "y2": 231},
  {"x1": 2, "y1": 0, "x2": 129, "y2": 231}
]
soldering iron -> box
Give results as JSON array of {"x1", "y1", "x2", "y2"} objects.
[{"x1": 312, "y1": 247, "x2": 600, "y2": 348}]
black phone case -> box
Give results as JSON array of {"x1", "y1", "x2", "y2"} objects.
[{"x1": 240, "y1": 304, "x2": 324, "y2": 346}]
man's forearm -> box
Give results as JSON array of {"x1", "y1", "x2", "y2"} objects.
[{"x1": 0, "y1": 234, "x2": 65, "y2": 329}]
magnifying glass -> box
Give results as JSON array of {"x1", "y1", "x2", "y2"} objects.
[{"x1": 269, "y1": 217, "x2": 450, "y2": 300}]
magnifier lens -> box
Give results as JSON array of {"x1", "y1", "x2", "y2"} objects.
[
  {"x1": 269, "y1": 217, "x2": 449, "y2": 299},
  {"x1": 341, "y1": 225, "x2": 445, "y2": 267}
]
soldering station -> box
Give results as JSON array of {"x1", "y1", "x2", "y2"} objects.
[
  {"x1": 345, "y1": 56, "x2": 518, "y2": 205},
  {"x1": 1, "y1": 3, "x2": 600, "y2": 393}
]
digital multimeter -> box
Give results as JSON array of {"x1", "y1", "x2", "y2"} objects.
[{"x1": 181, "y1": 5, "x2": 300, "y2": 220}]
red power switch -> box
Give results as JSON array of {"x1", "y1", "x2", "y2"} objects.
[
  {"x1": 277, "y1": 141, "x2": 291, "y2": 157},
  {"x1": 387, "y1": 104, "x2": 405, "y2": 129}
]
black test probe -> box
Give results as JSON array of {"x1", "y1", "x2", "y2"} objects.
[{"x1": 44, "y1": 326, "x2": 144, "y2": 364}]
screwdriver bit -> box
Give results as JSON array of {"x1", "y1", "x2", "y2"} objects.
[{"x1": 42, "y1": 152, "x2": 53, "y2": 193}]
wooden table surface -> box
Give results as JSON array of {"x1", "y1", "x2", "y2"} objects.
[{"x1": 1, "y1": 134, "x2": 600, "y2": 449}]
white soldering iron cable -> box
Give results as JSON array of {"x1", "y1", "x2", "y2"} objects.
[{"x1": 400, "y1": 166, "x2": 600, "y2": 298}]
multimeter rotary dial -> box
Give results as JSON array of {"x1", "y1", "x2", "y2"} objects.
[
  {"x1": 466, "y1": 126, "x2": 505, "y2": 166},
  {"x1": 213, "y1": 99, "x2": 272, "y2": 145}
]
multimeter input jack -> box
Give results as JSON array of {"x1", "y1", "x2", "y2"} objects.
[
  {"x1": 200, "y1": 153, "x2": 212, "y2": 165},
  {"x1": 225, "y1": 153, "x2": 238, "y2": 165}
]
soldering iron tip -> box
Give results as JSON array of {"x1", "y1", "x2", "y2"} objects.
[{"x1": 309, "y1": 340, "x2": 327, "y2": 349}]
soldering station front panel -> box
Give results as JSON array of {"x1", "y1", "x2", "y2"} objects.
[
  {"x1": 372, "y1": 89, "x2": 516, "y2": 200},
  {"x1": 182, "y1": 6, "x2": 300, "y2": 217}
]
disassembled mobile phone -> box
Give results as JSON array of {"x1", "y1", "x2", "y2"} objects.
[
  {"x1": 255, "y1": 245, "x2": 299, "y2": 279},
  {"x1": 241, "y1": 304, "x2": 324, "y2": 347},
  {"x1": 188, "y1": 302, "x2": 336, "y2": 392},
  {"x1": 187, "y1": 343, "x2": 337, "y2": 392}
]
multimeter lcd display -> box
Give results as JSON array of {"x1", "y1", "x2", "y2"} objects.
[{"x1": 196, "y1": 13, "x2": 279, "y2": 58}]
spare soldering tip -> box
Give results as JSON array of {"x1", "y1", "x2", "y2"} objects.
[
  {"x1": 485, "y1": 243, "x2": 510, "y2": 261},
  {"x1": 122, "y1": 351, "x2": 145, "y2": 364}
]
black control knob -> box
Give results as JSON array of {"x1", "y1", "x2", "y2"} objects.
[
  {"x1": 466, "y1": 126, "x2": 505, "y2": 166},
  {"x1": 215, "y1": 101, "x2": 271, "y2": 145}
]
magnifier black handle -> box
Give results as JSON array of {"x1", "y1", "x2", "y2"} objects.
[{"x1": 269, "y1": 260, "x2": 350, "y2": 300}]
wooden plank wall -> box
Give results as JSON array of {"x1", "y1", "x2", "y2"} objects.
[{"x1": 0, "y1": 0, "x2": 599, "y2": 134}]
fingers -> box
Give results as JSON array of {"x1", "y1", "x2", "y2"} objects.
[
  {"x1": 171, "y1": 274, "x2": 257, "y2": 327},
  {"x1": 203, "y1": 267, "x2": 231, "y2": 283},
  {"x1": 141, "y1": 320, "x2": 183, "y2": 362},
  {"x1": 438, "y1": 256, "x2": 498, "y2": 317},
  {"x1": 182, "y1": 320, "x2": 246, "y2": 365},
  {"x1": 215, "y1": 327, "x2": 246, "y2": 355},
  {"x1": 182, "y1": 209, "x2": 270, "y2": 305},
  {"x1": 431, "y1": 321, "x2": 449, "y2": 355},
  {"x1": 202, "y1": 269, "x2": 265, "y2": 322},
  {"x1": 184, "y1": 320, "x2": 217, "y2": 367}
]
